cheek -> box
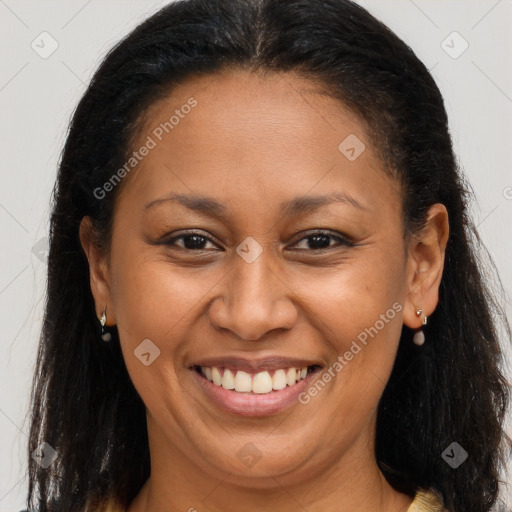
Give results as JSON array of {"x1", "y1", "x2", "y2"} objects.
[
  {"x1": 111, "y1": 258, "x2": 207, "y2": 345},
  {"x1": 293, "y1": 245, "x2": 406, "y2": 398},
  {"x1": 108, "y1": 249, "x2": 204, "y2": 412},
  {"x1": 295, "y1": 249, "x2": 405, "y2": 343}
]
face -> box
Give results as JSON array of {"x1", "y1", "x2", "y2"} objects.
[{"x1": 84, "y1": 68, "x2": 428, "y2": 490}]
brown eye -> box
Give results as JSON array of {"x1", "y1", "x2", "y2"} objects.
[
  {"x1": 161, "y1": 231, "x2": 220, "y2": 251},
  {"x1": 289, "y1": 231, "x2": 354, "y2": 251}
]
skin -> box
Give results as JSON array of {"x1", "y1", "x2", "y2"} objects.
[{"x1": 80, "y1": 68, "x2": 449, "y2": 512}]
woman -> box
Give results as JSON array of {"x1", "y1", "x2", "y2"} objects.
[{"x1": 26, "y1": 0, "x2": 511, "y2": 511}]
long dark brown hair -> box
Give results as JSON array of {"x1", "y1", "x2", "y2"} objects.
[{"x1": 27, "y1": 0, "x2": 511, "y2": 510}]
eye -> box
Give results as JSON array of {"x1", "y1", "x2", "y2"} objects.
[
  {"x1": 159, "y1": 229, "x2": 354, "y2": 252},
  {"x1": 288, "y1": 230, "x2": 355, "y2": 251},
  {"x1": 163, "y1": 231, "x2": 220, "y2": 251}
]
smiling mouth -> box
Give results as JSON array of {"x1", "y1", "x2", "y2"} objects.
[{"x1": 192, "y1": 364, "x2": 322, "y2": 394}]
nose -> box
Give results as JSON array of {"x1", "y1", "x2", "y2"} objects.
[{"x1": 207, "y1": 253, "x2": 298, "y2": 341}]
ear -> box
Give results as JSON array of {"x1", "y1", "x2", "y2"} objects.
[
  {"x1": 403, "y1": 203, "x2": 449, "y2": 329},
  {"x1": 79, "y1": 216, "x2": 116, "y2": 326}
]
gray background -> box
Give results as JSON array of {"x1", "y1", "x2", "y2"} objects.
[{"x1": 1, "y1": 0, "x2": 511, "y2": 510}]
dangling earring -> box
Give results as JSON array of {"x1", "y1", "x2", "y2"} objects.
[
  {"x1": 100, "y1": 307, "x2": 112, "y2": 342},
  {"x1": 413, "y1": 308, "x2": 427, "y2": 346}
]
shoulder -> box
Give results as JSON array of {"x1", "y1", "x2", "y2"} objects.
[{"x1": 407, "y1": 487, "x2": 447, "y2": 512}]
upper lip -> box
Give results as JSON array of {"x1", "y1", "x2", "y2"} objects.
[{"x1": 189, "y1": 356, "x2": 323, "y2": 374}]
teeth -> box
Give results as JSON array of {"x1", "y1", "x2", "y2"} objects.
[
  {"x1": 199, "y1": 365, "x2": 311, "y2": 394},
  {"x1": 272, "y1": 369, "x2": 287, "y2": 390},
  {"x1": 211, "y1": 366, "x2": 222, "y2": 386},
  {"x1": 221, "y1": 369, "x2": 235, "y2": 390},
  {"x1": 286, "y1": 368, "x2": 296, "y2": 386},
  {"x1": 234, "y1": 370, "x2": 252, "y2": 392},
  {"x1": 252, "y1": 371, "x2": 273, "y2": 393}
]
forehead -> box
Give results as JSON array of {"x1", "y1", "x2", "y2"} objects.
[
  {"x1": 116, "y1": 68, "x2": 400, "y2": 219},
  {"x1": 139, "y1": 68, "x2": 366, "y2": 156}
]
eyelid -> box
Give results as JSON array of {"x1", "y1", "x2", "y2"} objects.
[
  {"x1": 161, "y1": 229, "x2": 223, "y2": 249},
  {"x1": 159, "y1": 229, "x2": 355, "y2": 251},
  {"x1": 287, "y1": 229, "x2": 355, "y2": 250}
]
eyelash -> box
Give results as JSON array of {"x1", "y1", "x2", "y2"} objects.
[{"x1": 161, "y1": 229, "x2": 355, "y2": 252}]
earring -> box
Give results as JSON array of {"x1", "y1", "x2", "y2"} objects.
[
  {"x1": 99, "y1": 307, "x2": 112, "y2": 342},
  {"x1": 413, "y1": 308, "x2": 427, "y2": 346}
]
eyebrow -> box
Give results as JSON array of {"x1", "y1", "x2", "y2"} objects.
[{"x1": 144, "y1": 192, "x2": 366, "y2": 218}]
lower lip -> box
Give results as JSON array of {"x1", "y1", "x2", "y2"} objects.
[{"x1": 189, "y1": 367, "x2": 320, "y2": 417}]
